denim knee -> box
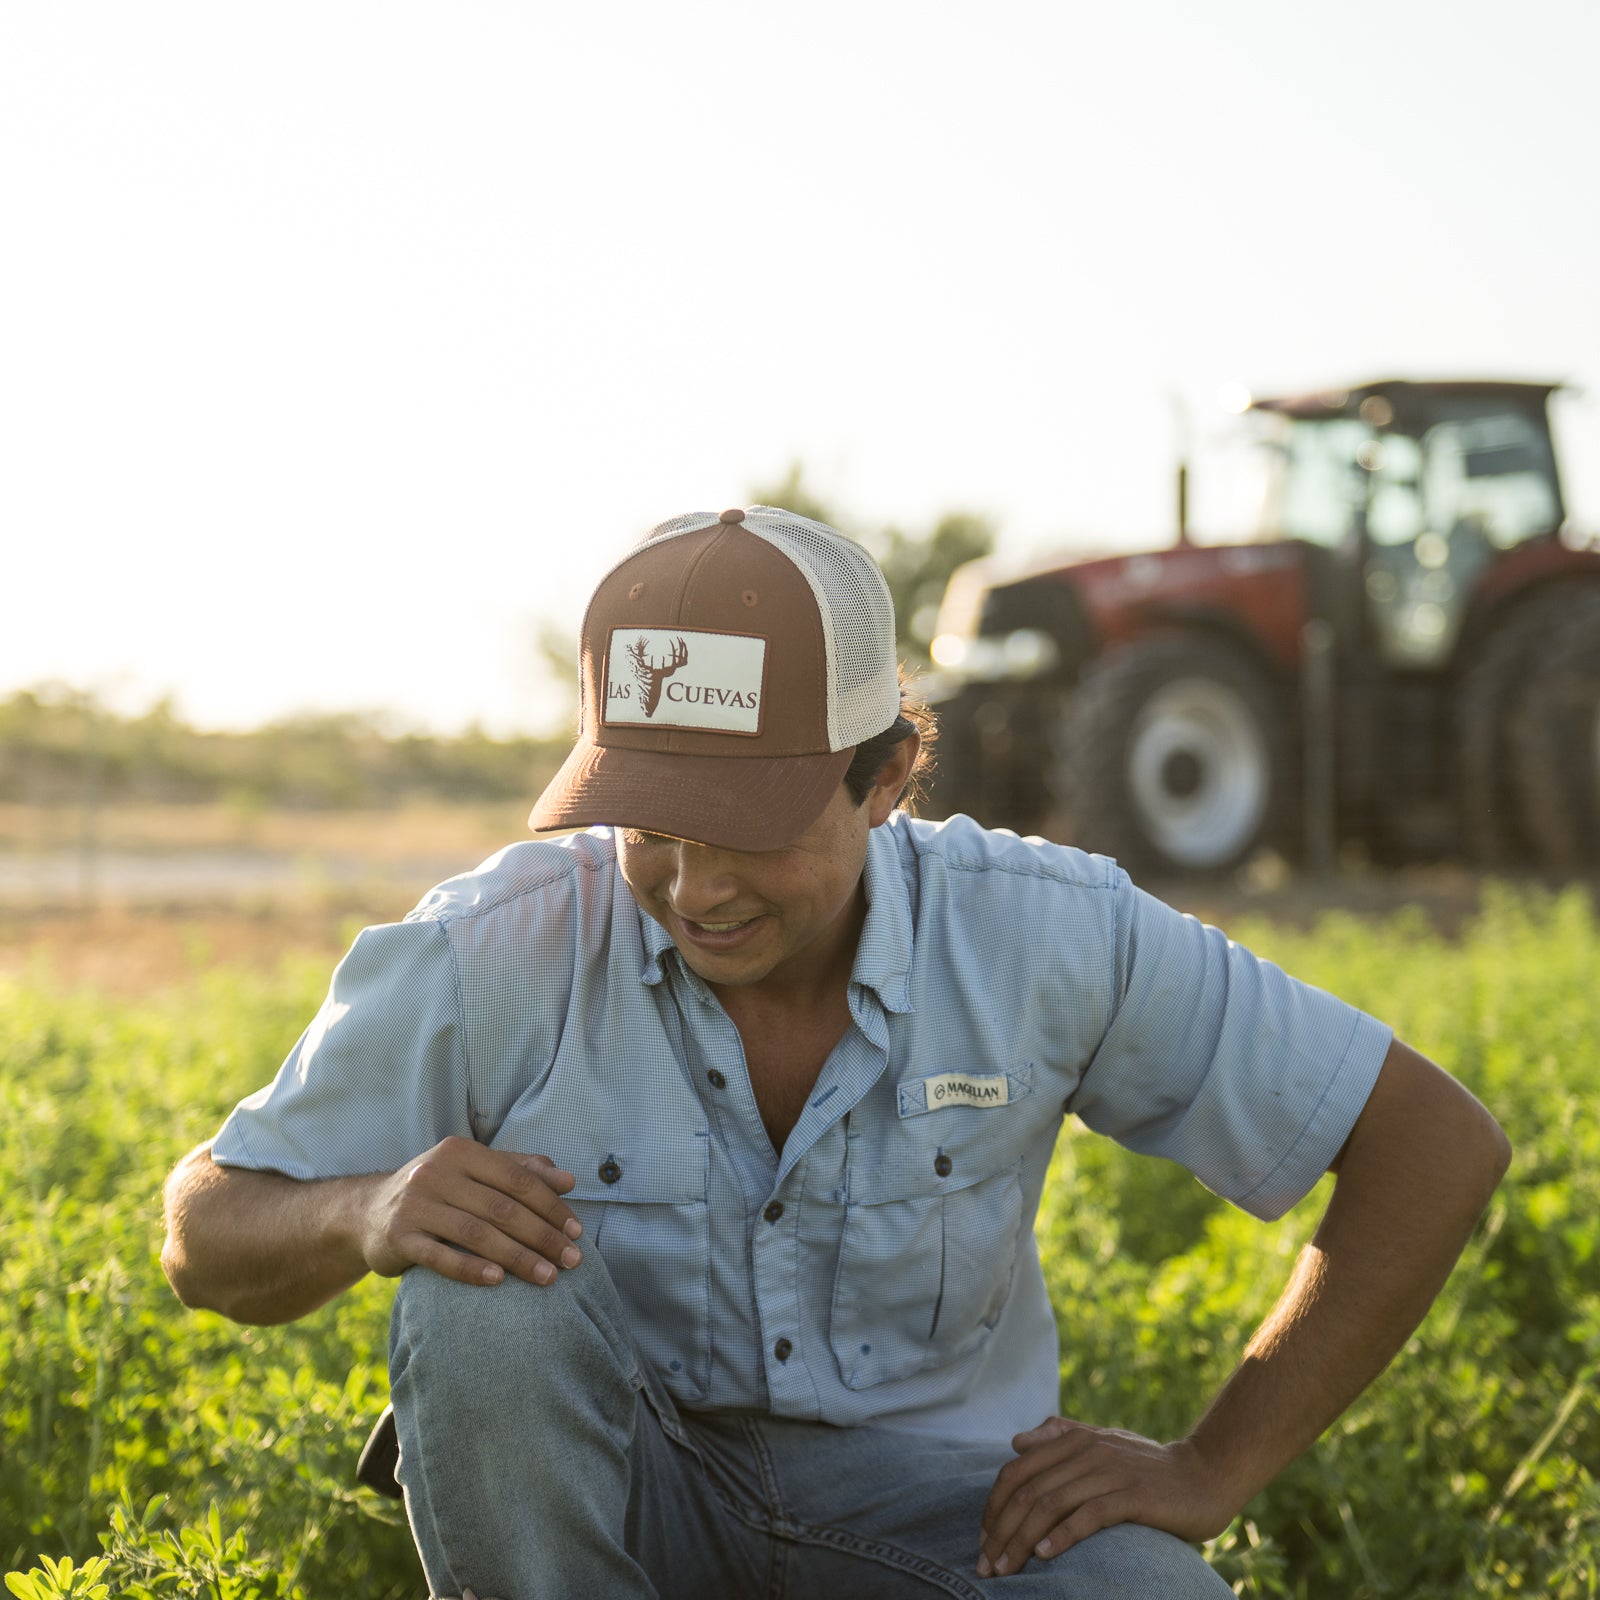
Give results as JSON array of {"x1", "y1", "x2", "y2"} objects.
[{"x1": 390, "y1": 1254, "x2": 642, "y2": 1402}]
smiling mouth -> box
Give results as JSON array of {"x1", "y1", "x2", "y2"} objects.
[{"x1": 673, "y1": 912, "x2": 765, "y2": 945}]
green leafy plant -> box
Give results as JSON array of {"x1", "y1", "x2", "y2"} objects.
[{"x1": 2, "y1": 887, "x2": 1596, "y2": 1596}]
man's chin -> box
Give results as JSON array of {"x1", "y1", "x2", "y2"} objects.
[{"x1": 675, "y1": 943, "x2": 774, "y2": 989}]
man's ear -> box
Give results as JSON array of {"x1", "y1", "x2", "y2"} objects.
[{"x1": 866, "y1": 731, "x2": 920, "y2": 828}]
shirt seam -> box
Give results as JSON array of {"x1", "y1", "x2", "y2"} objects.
[
  {"x1": 1235, "y1": 1012, "x2": 1387, "y2": 1211},
  {"x1": 918, "y1": 852, "x2": 1118, "y2": 890},
  {"x1": 435, "y1": 918, "x2": 475, "y2": 1131},
  {"x1": 407, "y1": 849, "x2": 608, "y2": 929}
]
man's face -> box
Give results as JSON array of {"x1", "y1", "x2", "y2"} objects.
[
  {"x1": 614, "y1": 739, "x2": 915, "y2": 993},
  {"x1": 615, "y1": 782, "x2": 875, "y2": 993}
]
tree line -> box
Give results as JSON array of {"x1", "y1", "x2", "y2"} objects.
[
  {"x1": 2, "y1": 478, "x2": 994, "y2": 811},
  {"x1": 0, "y1": 688, "x2": 570, "y2": 810}
]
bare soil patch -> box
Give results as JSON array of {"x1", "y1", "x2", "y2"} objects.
[{"x1": 2, "y1": 802, "x2": 1593, "y2": 995}]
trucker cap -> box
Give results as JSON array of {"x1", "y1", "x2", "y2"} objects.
[{"x1": 528, "y1": 506, "x2": 900, "y2": 851}]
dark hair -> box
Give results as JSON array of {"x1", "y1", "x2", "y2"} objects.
[{"x1": 843, "y1": 676, "x2": 938, "y2": 813}]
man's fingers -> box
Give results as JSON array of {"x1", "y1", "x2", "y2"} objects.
[
  {"x1": 443, "y1": 1199, "x2": 577, "y2": 1281},
  {"x1": 517, "y1": 1151, "x2": 579, "y2": 1197},
  {"x1": 988, "y1": 1467, "x2": 1134, "y2": 1574},
  {"x1": 982, "y1": 1435, "x2": 1107, "y2": 1572},
  {"x1": 981, "y1": 1418, "x2": 1093, "y2": 1534},
  {"x1": 1009, "y1": 1416, "x2": 1072, "y2": 1450},
  {"x1": 1032, "y1": 1490, "x2": 1137, "y2": 1560},
  {"x1": 366, "y1": 1138, "x2": 587, "y2": 1282},
  {"x1": 398, "y1": 1178, "x2": 583, "y2": 1285},
  {"x1": 403, "y1": 1139, "x2": 582, "y2": 1246},
  {"x1": 979, "y1": 1420, "x2": 1200, "y2": 1577},
  {"x1": 395, "y1": 1229, "x2": 548, "y2": 1287},
  {"x1": 441, "y1": 1138, "x2": 583, "y2": 1238},
  {"x1": 979, "y1": 1426, "x2": 1228, "y2": 1577}
]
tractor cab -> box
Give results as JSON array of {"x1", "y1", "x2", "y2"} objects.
[
  {"x1": 924, "y1": 375, "x2": 1599, "y2": 877},
  {"x1": 1246, "y1": 380, "x2": 1565, "y2": 670}
]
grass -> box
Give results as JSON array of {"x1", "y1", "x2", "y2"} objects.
[{"x1": 2, "y1": 884, "x2": 1596, "y2": 1597}]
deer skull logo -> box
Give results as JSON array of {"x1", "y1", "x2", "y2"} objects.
[{"x1": 628, "y1": 635, "x2": 690, "y2": 716}]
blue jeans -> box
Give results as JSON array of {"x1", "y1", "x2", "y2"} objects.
[{"x1": 389, "y1": 1256, "x2": 1231, "y2": 1599}]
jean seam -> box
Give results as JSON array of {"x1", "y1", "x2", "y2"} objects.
[
  {"x1": 735, "y1": 1417, "x2": 985, "y2": 1598},
  {"x1": 780, "y1": 1518, "x2": 987, "y2": 1598},
  {"x1": 390, "y1": 1289, "x2": 480, "y2": 1595}
]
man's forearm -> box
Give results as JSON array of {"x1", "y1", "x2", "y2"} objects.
[
  {"x1": 1183, "y1": 1039, "x2": 1512, "y2": 1510},
  {"x1": 980, "y1": 1042, "x2": 1511, "y2": 1576},
  {"x1": 161, "y1": 1142, "x2": 382, "y2": 1324}
]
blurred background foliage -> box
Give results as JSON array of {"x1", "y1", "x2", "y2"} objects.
[
  {"x1": 1, "y1": 481, "x2": 989, "y2": 817},
  {"x1": 0, "y1": 686, "x2": 571, "y2": 813},
  {"x1": 750, "y1": 464, "x2": 995, "y2": 665}
]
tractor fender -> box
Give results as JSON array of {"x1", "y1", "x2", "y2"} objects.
[{"x1": 1069, "y1": 546, "x2": 1309, "y2": 675}]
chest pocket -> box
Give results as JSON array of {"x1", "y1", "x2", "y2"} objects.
[
  {"x1": 544, "y1": 1134, "x2": 712, "y2": 1404},
  {"x1": 829, "y1": 1101, "x2": 1027, "y2": 1390}
]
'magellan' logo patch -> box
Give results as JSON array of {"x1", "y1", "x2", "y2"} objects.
[{"x1": 603, "y1": 628, "x2": 765, "y2": 734}]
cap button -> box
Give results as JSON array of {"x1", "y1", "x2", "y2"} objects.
[{"x1": 719, "y1": 507, "x2": 745, "y2": 524}]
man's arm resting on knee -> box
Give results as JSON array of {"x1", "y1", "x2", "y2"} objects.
[
  {"x1": 161, "y1": 1138, "x2": 586, "y2": 1326},
  {"x1": 980, "y1": 1037, "x2": 1513, "y2": 1576}
]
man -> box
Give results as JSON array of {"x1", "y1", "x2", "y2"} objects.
[{"x1": 162, "y1": 506, "x2": 1510, "y2": 1599}]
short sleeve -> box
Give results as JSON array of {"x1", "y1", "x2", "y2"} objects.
[
  {"x1": 1065, "y1": 880, "x2": 1392, "y2": 1219},
  {"x1": 211, "y1": 918, "x2": 471, "y2": 1179}
]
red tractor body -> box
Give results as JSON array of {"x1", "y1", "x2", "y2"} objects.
[{"x1": 926, "y1": 379, "x2": 1600, "y2": 876}]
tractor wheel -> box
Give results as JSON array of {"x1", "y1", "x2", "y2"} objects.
[
  {"x1": 1455, "y1": 589, "x2": 1581, "y2": 865},
  {"x1": 1508, "y1": 588, "x2": 1600, "y2": 872},
  {"x1": 1056, "y1": 635, "x2": 1294, "y2": 878}
]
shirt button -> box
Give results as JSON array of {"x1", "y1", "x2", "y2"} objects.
[
  {"x1": 774, "y1": 1338, "x2": 793, "y2": 1362},
  {"x1": 763, "y1": 1201, "x2": 784, "y2": 1224},
  {"x1": 934, "y1": 1152, "x2": 953, "y2": 1177},
  {"x1": 598, "y1": 1158, "x2": 622, "y2": 1185},
  {"x1": 707, "y1": 1069, "x2": 727, "y2": 1089}
]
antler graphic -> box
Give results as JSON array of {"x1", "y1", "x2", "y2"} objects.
[{"x1": 627, "y1": 635, "x2": 690, "y2": 716}]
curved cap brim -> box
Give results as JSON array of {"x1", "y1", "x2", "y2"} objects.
[{"x1": 528, "y1": 738, "x2": 855, "y2": 852}]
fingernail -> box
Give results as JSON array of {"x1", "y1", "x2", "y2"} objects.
[
  {"x1": 481, "y1": 1263, "x2": 503, "y2": 1284},
  {"x1": 561, "y1": 1245, "x2": 582, "y2": 1268},
  {"x1": 534, "y1": 1261, "x2": 555, "y2": 1283},
  {"x1": 995, "y1": 1553, "x2": 1012, "y2": 1575},
  {"x1": 565, "y1": 1218, "x2": 583, "y2": 1238},
  {"x1": 975, "y1": 1554, "x2": 992, "y2": 1578},
  {"x1": 1035, "y1": 1538, "x2": 1052, "y2": 1556}
]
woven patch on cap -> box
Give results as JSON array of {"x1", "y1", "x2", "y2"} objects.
[{"x1": 604, "y1": 628, "x2": 766, "y2": 734}]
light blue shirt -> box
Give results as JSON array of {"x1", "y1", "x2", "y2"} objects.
[{"x1": 214, "y1": 814, "x2": 1391, "y2": 1446}]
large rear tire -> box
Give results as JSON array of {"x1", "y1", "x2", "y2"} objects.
[
  {"x1": 1509, "y1": 587, "x2": 1600, "y2": 871},
  {"x1": 1455, "y1": 589, "x2": 1581, "y2": 865},
  {"x1": 1056, "y1": 636, "x2": 1294, "y2": 878}
]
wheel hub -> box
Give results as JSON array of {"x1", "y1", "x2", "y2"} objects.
[
  {"x1": 1127, "y1": 677, "x2": 1270, "y2": 869},
  {"x1": 1160, "y1": 749, "x2": 1204, "y2": 800}
]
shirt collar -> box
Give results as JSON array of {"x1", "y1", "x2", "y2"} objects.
[
  {"x1": 631, "y1": 820, "x2": 915, "y2": 1015},
  {"x1": 852, "y1": 823, "x2": 914, "y2": 1014}
]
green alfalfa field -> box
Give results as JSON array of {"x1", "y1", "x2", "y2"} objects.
[{"x1": 3, "y1": 886, "x2": 1597, "y2": 1599}]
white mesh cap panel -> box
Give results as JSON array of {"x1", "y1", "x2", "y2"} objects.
[
  {"x1": 636, "y1": 511, "x2": 723, "y2": 548},
  {"x1": 740, "y1": 505, "x2": 900, "y2": 750}
]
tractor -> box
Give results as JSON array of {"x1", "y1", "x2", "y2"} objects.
[{"x1": 923, "y1": 379, "x2": 1600, "y2": 877}]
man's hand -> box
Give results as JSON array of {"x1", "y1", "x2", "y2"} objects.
[
  {"x1": 977, "y1": 1039, "x2": 1510, "y2": 1580},
  {"x1": 361, "y1": 1136, "x2": 585, "y2": 1288},
  {"x1": 977, "y1": 1417, "x2": 1236, "y2": 1578}
]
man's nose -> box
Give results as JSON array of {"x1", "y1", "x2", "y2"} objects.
[{"x1": 666, "y1": 843, "x2": 741, "y2": 915}]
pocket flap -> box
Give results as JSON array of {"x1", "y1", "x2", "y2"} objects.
[{"x1": 507, "y1": 1130, "x2": 709, "y2": 1204}]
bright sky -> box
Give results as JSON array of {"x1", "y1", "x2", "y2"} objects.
[{"x1": 4, "y1": 1, "x2": 1597, "y2": 736}]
